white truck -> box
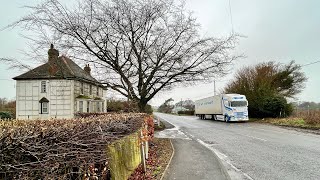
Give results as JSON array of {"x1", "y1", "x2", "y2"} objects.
[{"x1": 195, "y1": 94, "x2": 249, "y2": 122}]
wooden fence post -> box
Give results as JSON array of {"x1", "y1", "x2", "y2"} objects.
[{"x1": 140, "y1": 130, "x2": 146, "y2": 173}]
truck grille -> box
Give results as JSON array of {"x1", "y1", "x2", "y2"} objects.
[{"x1": 235, "y1": 112, "x2": 244, "y2": 117}]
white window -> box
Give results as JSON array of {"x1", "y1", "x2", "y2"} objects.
[
  {"x1": 42, "y1": 102, "x2": 48, "y2": 113},
  {"x1": 79, "y1": 101, "x2": 83, "y2": 112},
  {"x1": 97, "y1": 102, "x2": 100, "y2": 112},
  {"x1": 39, "y1": 97, "x2": 49, "y2": 114},
  {"x1": 80, "y1": 82, "x2": 84, "y2": 94},
  {"x1": 87, "y1": 101, "x2": 90, "y2": 112},
  {"x1": 96, "y1": 86, "x2": 99, "y2": 96},
  {"x1": 41, "y1": 81, "x2": 46, "y2": 93}
]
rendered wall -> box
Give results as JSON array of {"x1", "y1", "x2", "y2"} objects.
[
  {"x1": 107, "y1": 131, "x2": 141, "y2": 180},
  {"x1": 16, "y1": 80, "x2": 74, "y2": 120}
]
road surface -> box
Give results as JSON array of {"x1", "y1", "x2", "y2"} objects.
[{"x1": 155, "y1": 112, "x2": 320, "y2": 180}]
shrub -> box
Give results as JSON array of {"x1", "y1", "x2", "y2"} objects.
[
  {"x1": 107, "y1": 99, "x2": 153, "y2": 114},
  {"x1": 0, "y1": 113, "x2": 147, "y2": 179},
  {"x1": 0, "y1": 112, "x2": 12, "y2": 119},
  {"x1": 248, "y1": 96, "x2": 292, "y2": 118},
  {"x1": 297, "y1": 110, "x2": 320, "y2": 125},
  {"x1": 177, "y1": 110, "x2": 195, "y2": 115}
]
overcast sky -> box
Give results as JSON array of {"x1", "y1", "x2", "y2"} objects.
[{"x1": 1, "y1": 0, "x2": 319, "y2": 106}]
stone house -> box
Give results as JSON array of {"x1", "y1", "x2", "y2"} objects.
[{"x1": 13, "y1": 44, "x2": 107, "y2": 120}]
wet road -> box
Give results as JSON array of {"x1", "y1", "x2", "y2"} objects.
[{"x1": 155, "y1": 112, "x2": 320, "y2": 180}]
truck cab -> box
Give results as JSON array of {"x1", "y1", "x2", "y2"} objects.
[{"x1": 222, "y1": 94, "x2": 249, "y2": 121}]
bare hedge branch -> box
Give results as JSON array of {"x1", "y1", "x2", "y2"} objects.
[{"x1": 0, "y1": 113, "x2": 147, "y2": 179}]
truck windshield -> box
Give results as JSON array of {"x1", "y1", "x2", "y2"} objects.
[{"x1": 231, "y1": 101, "x2": 247, "y2": 107}]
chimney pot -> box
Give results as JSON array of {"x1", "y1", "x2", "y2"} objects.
[{"x1": 84, "y1": 64, "x2": 91, "y2": 75}]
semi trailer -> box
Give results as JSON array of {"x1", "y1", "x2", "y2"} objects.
[{"x1": 195, "y1": 94, "x2": 249, "y2": 122}]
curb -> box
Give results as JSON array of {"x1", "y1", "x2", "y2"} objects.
[
  {"x1": 210, "y1": 147, "x2": 232, "y2": 180},
  {"x1": 160, "y1": 138, "x2": 175, "y2": 180}
]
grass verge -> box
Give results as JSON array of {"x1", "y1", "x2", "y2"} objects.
[{"x1": 259, "y1": 118, "x2": 320, "y2": 130}]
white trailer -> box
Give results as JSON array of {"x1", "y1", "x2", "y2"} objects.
[{"x1": 195, "y1": 94, "x2": 249, "y2": 122}]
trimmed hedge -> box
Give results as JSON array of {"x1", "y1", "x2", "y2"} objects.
[
  {"x1": 178, "y1": 110, "x2": 195, "y2": 115},
  {"x1": 0, "y1": 113, "x2": 147, "y2": 179}
]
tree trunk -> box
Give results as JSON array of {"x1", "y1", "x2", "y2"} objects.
[{"x1": 138, "y1": 100, "x2": 147, "y2": 113}]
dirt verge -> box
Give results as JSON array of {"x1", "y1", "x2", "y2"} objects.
[{"x1": 128, "y1": 138, "x2": 173, "y2": 180}]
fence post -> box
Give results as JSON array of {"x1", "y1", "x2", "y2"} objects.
[
  {"x1": 140, "y1": 130, "x2": 146, "y2": 173},
  {"x1": 144, "y1": 124, "x2": 149, "y2": 160}
]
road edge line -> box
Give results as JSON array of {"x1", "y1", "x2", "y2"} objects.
[
  {"x1": 196, "y1": 139, "x2": 231, "y2": 180},
  {"x1": 160, "y1": 138, "x2": 175, "y2": 180}
]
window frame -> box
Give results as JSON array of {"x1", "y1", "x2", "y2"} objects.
[
  {"x1": 79, "y1": 101, "x2": 83, "y2": 112},
  {"x1": 87, "y1": 101, "x2": 90, "y2": 113},
  {"x1": 97, "y1": 102, "x2": 100, "y2": 112},
  {"x1": 96, "y1": 86, "x2": 99, "y2": 96},
  {"x1": 41, "y1": 81, "x2": 46, "y2": 93},
  {"x1": 80, "y1": 82, "x2": 84, "y2": 94}
]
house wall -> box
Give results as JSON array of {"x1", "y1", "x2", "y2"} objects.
[
  {"x1": 74, "y1": 80, "x2": 107, "y2": 113},
  {"x1": 16, "y1": 79, "x2": 74, "y2": 120}
]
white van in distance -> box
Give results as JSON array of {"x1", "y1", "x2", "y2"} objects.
[{"x1": 195, "y1": 94, "x2": 249, "y2": 122}]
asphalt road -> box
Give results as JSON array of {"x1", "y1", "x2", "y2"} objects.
[{"x1": 155, "y1": 112, "x2": 320, "y2": 180}]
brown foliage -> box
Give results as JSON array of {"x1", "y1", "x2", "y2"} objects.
[
  {"x1": 292, "y1": 110, "x2": 320, "y2": 125},
  {"x1": 0, "y1": 113, "x2": 147, "y2": 179},
  {"x1": 0, "y1": 99, "x2": 16, "y2": 119},
  {"x1": 224, "y1": 61, "x2": 306, "y2": 118}
]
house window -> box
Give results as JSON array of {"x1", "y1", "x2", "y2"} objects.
[
  {"x1": 97, "y1": 102, "x2": 100, "y2": 112},
  {"x1": 79, "y1": 101, "x2": 83, "y2": 112},
  {"x1": 97, "y1": 86, "x2": 99, "y2": 96},
  {"x1": 39, "y1": 97, "x2": 49, "y2": 114},
  {"x1": 41, "y1": 81, "x2": 46, "y2": 93},
  {"x1": 90, "y1": 85, "x2": 92, "y2": 95},
  {"x1": 102, "y1": 102, "x2": 104, "y2": 112},
  {"x1": 80, "y1": 82, "x2": 84, "y2": 94},
  {"x1": 87, "y1": 101, "x2": 90, "y2": 113},
  {"x1": 42, "y1": 102, "x2": 48, "y2": 113}
]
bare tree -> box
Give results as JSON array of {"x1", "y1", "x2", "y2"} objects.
[{"x1": 6, "y1": 0, "x2": 240, "y2": 112}]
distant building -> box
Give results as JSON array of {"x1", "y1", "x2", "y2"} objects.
[
  {"x1": 172, "y1": 106, "x2": 189, "y2": 114},
  {"x1": 13, "y1": 44, "x2": 107, "y2": 120}
]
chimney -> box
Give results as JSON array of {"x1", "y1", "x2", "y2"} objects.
[
  {"x1": 84, "y1": 64, "x2": 91, "y2": 75},
  {"x1": 48, "y1": 44, "x2": 59, "y2": 63}
]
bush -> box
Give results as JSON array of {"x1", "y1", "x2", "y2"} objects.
[
  {"x1": 0, "y1": 112, "x2": 12, "y2": 119},
  {"x1": 107, "y1": 99, "x2": 153, "y2": 114},
  {"x1": 177, "y1": 110, "x2": 194, "y2": 115},
  {"x1": 0, "y1": 113, "x2": 147, "y2": 179},
  {"x1": 248, "y1": 96, "x2": 292, "y2": 118},
  {"x1": 293, "y1": 110, "x2": 320, "y2": 125}
]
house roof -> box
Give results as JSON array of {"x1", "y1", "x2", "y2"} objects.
[{"x1": 13, "y1": 46, "x2": 103, "y2": 87}]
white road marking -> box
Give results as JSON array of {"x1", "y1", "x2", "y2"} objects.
[
  {"x1": 197, "y1": 138, "x2": 254, "y2": 180},
  {"x1": 155, "y1": 127, "x2": 191, "y2": 140}
]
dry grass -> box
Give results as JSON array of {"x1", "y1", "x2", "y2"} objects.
[{"x1": 262, "y1": 110, "x2": 320, "y2": 129}]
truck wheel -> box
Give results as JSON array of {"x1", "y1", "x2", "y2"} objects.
[{"x1": 224, "y1": 116, "x2": 228, "y2": 122}]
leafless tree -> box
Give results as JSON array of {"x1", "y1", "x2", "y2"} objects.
[{"x1": 6, "y1": 0, "x2": 240, "y2": 112}]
